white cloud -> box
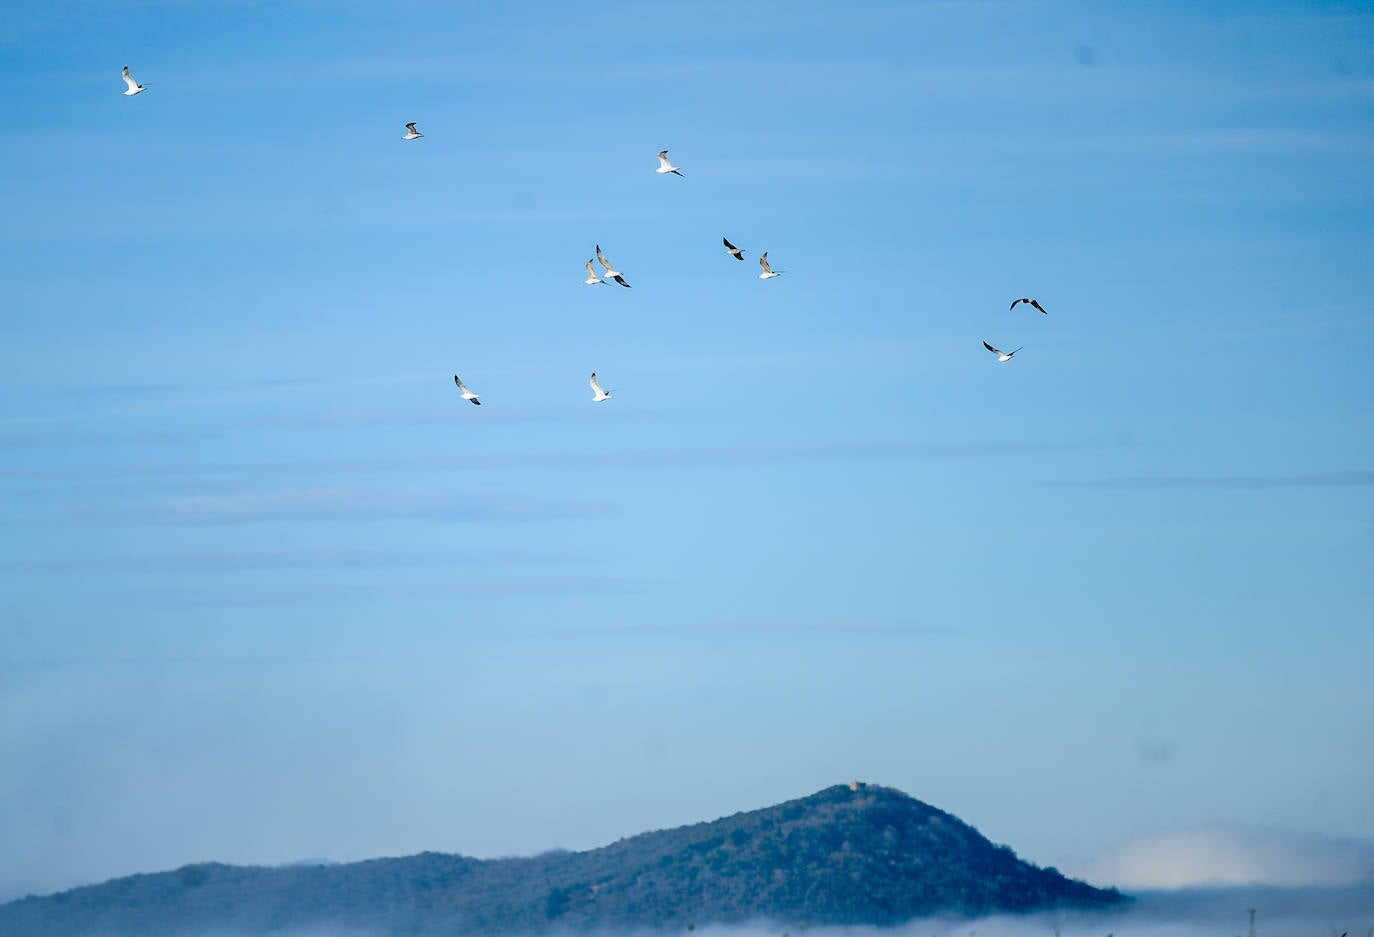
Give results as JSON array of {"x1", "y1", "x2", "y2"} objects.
[{"x1": 1074, "y1": 828, "x2": 1374, "y2": 889}]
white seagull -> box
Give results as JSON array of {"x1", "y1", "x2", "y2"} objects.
[
  {"x1": 758, "y1": 252, "x2": 783, "y2": 279},
  {"x1": 403, "y1": 122, "x2": 423, "y2": 140},
  {"x1": 121, "y1": 66, "x2": 147, "y2": 96},
  {"x1": 590, "y1": 372, "x2": 612, "y2": 402},
  {"x1": 583, "y1": 259, "x2": 605, "y2": 285},
  {"x1": 595, "y1": 245, "x2": 631, "y2": 288},
  {"x1": 723, "y1": 237, "x2": 744, "y2": 261},
  {"x1": 1010, "y1": 297, "x2": 1047, "y2": 314},
  {"x1": 982, "y1": 341, "x2": 1023, "y2": 362},
  {"x1": 453, "y1": 374, "x2": 481, "y2": 405},
  {"x1": 655, "y1": 150, "x2": 684, "y2": 176}
]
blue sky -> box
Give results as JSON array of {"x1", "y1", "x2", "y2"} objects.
[{"x1": 2, "y1": 0, "x2": 1373, "y2": 904}]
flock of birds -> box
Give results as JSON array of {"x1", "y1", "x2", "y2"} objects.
[{"x1": 117, "y1": 67, "x2": 1050, "y2": 406}]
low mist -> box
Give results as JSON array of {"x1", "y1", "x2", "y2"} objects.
[{"x1": 185, "y1": 884, "x2": 1374, "y2": 937}]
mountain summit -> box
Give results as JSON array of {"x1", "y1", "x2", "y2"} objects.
[{"x1": 0, "y1": 782, "x2": 1125, "y2": 936}]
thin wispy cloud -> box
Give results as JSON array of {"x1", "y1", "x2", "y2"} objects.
[
  {"x1": 1051, "y1": 470, "x2": 1374, "y2": 490},
  {"x1": 3, "y1": 440, "x2": 1075, "y2": 487},
  {"x1": 1066, "y1": 128, "x2": 1374, "y2": 156},
  {"x1": 149, "y1": 3, "x2": 1025, "y2": 91},
  {"x1": 0, "y1": 546, "x2": 580, "y2": 575},
  {"x1": 571, "y1": 618, "x2": 955, "y2": 637},
  {"x1": 1228, "y1": 76, "x2": 1374, "y2": 104},
  {"x1": 0, "y1": 383, "x2": 662, "y2": 441},
  {"x1": 0, "y1": 427, "x2": 225, "y2": 448},
  {"x1": 0, "y1": 373, "x2": 419, "y2": 431},
  {"x1": 42, "y1": 376, "x2": 326, "y2": 399},
  {"x1": 285, "y1": 405, "x2": 671, "y2": 430},
  {"x1": 586, "y1": 441, "x2": 1063, "y2": 469},
  {"x1": 0, "y1": 338, "x2": 953, "y2": 440},
  {"x1": 42, "y1": 380, "x2": 195, "y2": 398},
  {"x1": 0, "y1": 193, "x2": 666, "y2": 246},
  {"x1": 0, "y1": 653, "x2": 393, "y2": 675},
  {"x1": 99, "y1": 486, "x2": 611, "y2": 526},
  {"x1": 70, "y1": 574, "x2": 633, "y2": 609}
]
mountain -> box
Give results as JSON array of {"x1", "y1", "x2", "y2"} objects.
[{"x1": 0, "y1": 782, "x2": 1126, "y2": 936}]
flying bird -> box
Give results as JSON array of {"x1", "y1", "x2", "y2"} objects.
[
  {"x1": 595, "y1": 245, "x2": 631, "y2": 288},
  {"x1": 583, "y1": 259, "x2": 606, "y2": 285},
  {"x1": 758, "y1": 252, "x2": 782, "y2": 279},
  {"x1": 1010, "y1": 297, "x2": 1047, "y2": 314},
  {"x1": 121, "y1": 66, "x2": 147, "y2": 96},
  {"x1": 983, "y1": 340, "x2": 1022, "y2": 362},
  {"x1": 403, "y1": 122, "x2": 423, "y2": 140},
  {"x1": 723, "y1": 237, "x2": 744, "y2": 260},
  {"x1": 590, "y1": 372, "x2": 612, "y2": 402},
  {"x1": 655, "y1": 150, "x2": 684, "y2": 176},
  {"x1": 453, "y1": 374, "x2": 481, "y2": 405}
]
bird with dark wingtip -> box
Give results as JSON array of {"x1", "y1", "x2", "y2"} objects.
[
  {"x1": 1011, "y1": 297, "x2": 1047, "y2": 314},
  {"x1": 590, "y1": 372, "x2": 612, "y2": 402},
  {"x1": 655, "y1": 149, "x2": 684, "y2": 176},
  {"x1": 120, "y1": 65, "x2": 147, "y2": 96},
  {"x1": 723, "y1": 237, "x2": 744, "y2": 260},
  {"x1": 453, "y1": 374, "x2": 481, "y2": 405},
  {"x1": 983, "y1": 340, "x2": 1022, "y2": 362},
  {"x1": 595, "y1": 245, "x2": 632, "y2": 288}
]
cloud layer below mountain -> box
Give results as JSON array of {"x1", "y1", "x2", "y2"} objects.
[{"x1": 1074, "y1": 828, "x2": 1374, "y2": 889}]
